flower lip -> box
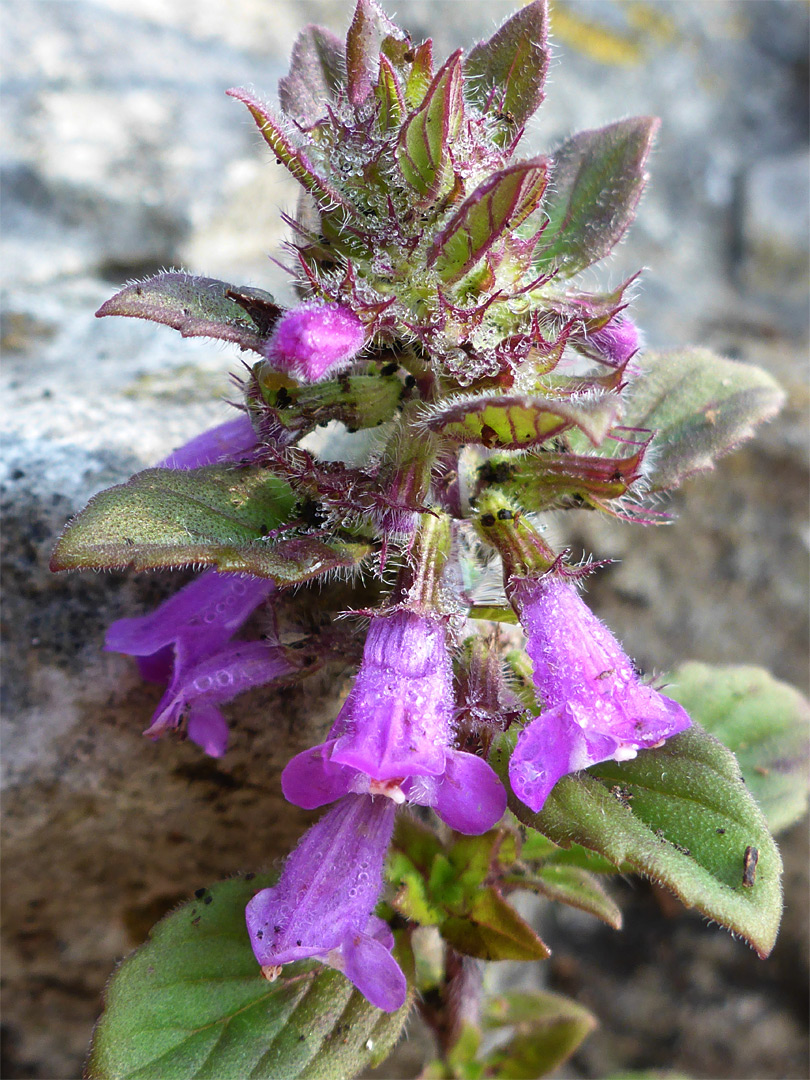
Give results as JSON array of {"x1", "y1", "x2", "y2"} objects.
[
  {"x1": 281, "y1": 609, "x2": 506, "y2": 834},
  {"x1": 507, "y1": 573, "x2": 691, "y2": 812},
  {"x1": 246, "y1": 793, "x2": 407, "y2": 1012}
]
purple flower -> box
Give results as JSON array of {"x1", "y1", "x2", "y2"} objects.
[
  {"x1": 246, "y1": 793, "x2": 406, "y2": 1012},
  {"x1": 589, "y1": 314, "x2": 640, "y2": 368},
  {"x1": 264, "y1": 301, "x2": 366, "y2": 382},
  {"x1": 159, "y1": 413, "x2": 259, "y2": 469},
  {"x1": 106, "y1": 569, "x2": 280, "y2": 756},
  {"x1": 281, "y1": 611, "x2": 506, "y2": 834},
  {"x1": 508, "y1": 575, "x2": 691, "y2": 813}
]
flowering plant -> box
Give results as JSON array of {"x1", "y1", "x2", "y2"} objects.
[{"x1": 50, "y1": 3, "x2": 808, "y2": 1077}]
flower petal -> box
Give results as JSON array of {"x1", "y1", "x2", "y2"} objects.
[
  {"x1": 428, "y1": 749, "x2": 506, "y2": 833},
  {"x1": 340, "y1": 931, "x2": 407, "y2": 1012},
  {"x1": 158, "y1": 414, "x2": 259, "y2": 469}
]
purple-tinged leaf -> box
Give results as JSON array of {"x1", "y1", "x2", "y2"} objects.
[
  {"x1": 478, "y1": 439, "x2": 650, "y2": 512},
  {"x1": 621, "y1": 348, "x2": 786, "y2": 491},
  {"x1": 278, "y1": 24, "x2": 344, "y2": 127},
  {"x1": 95, "y1": 273, "x2": 280, "y2": 354},
  {"x1": 482, "y1": 989, "x2": 598, "y2": 1079},
  {"x1": 421, "y1": 392, "x2": 621, "y2": 449},
  {"x1": 48, "y1": 465, "x2": 372, "y2": 584},
  {"x1": 227, "y1": 88, "x2": 351, "y2": 212},
  {"x1": 374, "y1": 53, "x2": 404, "y2": 131},
  {"x1": 427, "y1": 158, "x2": 548, "y2": 283},
  {"x1": 464, "y1": 1, "x2": 550, "y2": 134},
  {"x1": 396, "y1": 51, "x2": 464, "y2": 205},
  {"x1": 403, "y1": 40, "x2": 434, "y2": 109},
  {"x1": 534, "y1": 117, "x2": 660, "y2": 276},
  {"x1": 346, "y1": 0, "x2": 403, "y2": 108},
  {"x1": 492, "y1": 723, "x2": 784, "y2": 958}
]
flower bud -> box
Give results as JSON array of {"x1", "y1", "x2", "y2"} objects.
[{"x1": 264, "y1": 302, "x2": 366, "y2": 382}]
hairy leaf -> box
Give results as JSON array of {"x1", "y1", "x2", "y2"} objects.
[
  {"x1": 621, "y1": 349, "x2": 785, "y2": 491},
  {"x1": 492, "y1": 724, "x2": 783, "y2": 957},
  {"x1": 512, "y1": 864, "x2": 623, "y2": 929},
  {"x1": 534, "y1": 117, "x2": 659, "y2": 275},
  {"x1": 464, "y1": 1, "x2": 550, "y2": 136},
  {"x1": 442, "y1": 887, "x2": 551, "y2": 962},
  {"x1": 396, "y1": 51, "x2": 464, "y2": 204},
  {"x1": 346, "y1": 0, "x2": 402, "y2": 107},
  {"x1": 86, "y1": 875, "x2": 410, "y2": 1080},
  {"x1": 279, "y1": 24, "x2": 344, "y2": 126},
  {"x1": 50, "y1": 465, "x2": 369, "y2": 583},
  {"x1": 666, "y1": 663, "x2": 810, "y2": 834},
  {"x1": 95, "y1": 273, "x2": 280, "y2": 354},
  {"x1": 422, "y1": 392, "x2": 620, "y2": 448},
  {"x1": 227, "y1": 88, "x2": 350, "y2": 212},
  {"x1": 427, "y1": 159, "x2": 548, "y2": 283},
  {"x1": 482, "y1": 989, "x2": 597, "y2": 1079}
]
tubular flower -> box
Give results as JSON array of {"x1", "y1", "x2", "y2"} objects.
[
  {"x1": 159, "y1": 413, "x2": 259, "y2": 469},
  {"x1": 246, "y1": 793, "x2": 406, "y2": 1012},
  {"x1": 281, "y1": 611, "x2": 506, "y2": 834},
  {"x1": 105, "y1": 569, "x2": 279, "y2": 755},
  {"x1": 508, "y1": 574, "x2": 692, "y2": 812},
  {"x1": 264, "y1": 302, "x2": 366, "y2": 382}
]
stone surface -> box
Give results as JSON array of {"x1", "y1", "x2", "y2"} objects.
[{"x1": 2, "y1": 2, "x2": 807, "y2": 1078}]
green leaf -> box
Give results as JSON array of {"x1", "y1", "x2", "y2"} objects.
[
  {"x1": 513, "y1": 864, "x2": 623, "y2": 929},
  {"x1": 95, "y1": 273, "x2": 280, "y2": 355},
  {"x1": 533, "y1": 117, "x2": 659, "y2": 276},
  {"x1": 279, "y1": 24, "x2": 344, "y2": 126},
  {"x1": 481, "y1": 989, "x2": 597, "y2": 1079},
  {"x1": 86, "y1": 875, "x2": 411, "y2": 1080},
  {"x1": 665, "y1": 663, "x2": 810, "y2": 834},
  {"x1": 442, "y1": 887, "x2": 550, "y2": 962},
  {"x1": 396, "y1": 51, "x2": 464, "y2": 204},
  {"x1": 427, "y1": 159, "x2": 548, "y2": 284},
  {"x1": 50, "y1": 465, "x2": 370, "y2": 583},
  {"x1": 620, "y1": 349, "x2": 786, "y2": 491},
  {"x1": 421, "y1": 392, "x2": 620, "y2": 449},
  {"x1": 464, "y1": 1, "x2": 550, "y2": 136},
  {"x1": 492, "y1": 724, "x2": 783, "y2": 957}
]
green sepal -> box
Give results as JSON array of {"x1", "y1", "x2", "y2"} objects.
[
  {"x1": 95, "y1": 273, "x2": 280, "y2": 355},
  {"x1": 396, "y1": 51, "x2": 464, "y2": 204},
  {"x1": 480, "y1": 989, "x2": 598, "y2": 1079},
  {"x1": 427, "y1": 159, "x2": 548, "y2": 284},
  {"x1": 491, "y1": 724, "x2": 783, "y2": 958},
  {"x1": 421, "y1": 392, "x2": 620, "y2": 449},
  {"x1": 666, "y1": 663, "x2": 810, "y2": 834},
  {"x1": 533, "y1": 117, "x2": 659, "y2": 276},
  {"x1": 476, "y1": 440, "x2": 648, "y2": 512},
  {"x1": 252, "y1": 368, "x2": 404, "y2": 436},
  {"x1": 49, "y1": 464, "x2": 370, "y2": 583},
  {"x1": 403, "y1": 40, "x2": 435, "y2": 109},
  {"x1": 621, "y1": 348, "x2": 786, "y2": 491},
  {"x1": 464, "y1": 1, "x2": 550, "y2": 137},
  {"x1": 85, "y1": 875, "x2": 412, "y2": 1080}
]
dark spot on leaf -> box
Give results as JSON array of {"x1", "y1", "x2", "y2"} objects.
[
  {"x1": 496, "y1": 508, "x2": 513, "y2": 520},
  {"x1": 480, "y1": 513, "x2": 496, "y2": 527},
  {"x1": 245, "y1": 872, "x2": 255, "y2": 881},
  {"x1": 716, "y1": 827, "x2": 726, "y2": 835},
  {"x1": 194, "y1": 888, "x2": 206, "y2": 899},
  {"x1": 203, "y1": 895, "x2": 213, "y2": 905}
]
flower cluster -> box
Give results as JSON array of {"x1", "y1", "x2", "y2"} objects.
[{"x1": 79, "y1": 0, "x2": 702, "y2": 1016}]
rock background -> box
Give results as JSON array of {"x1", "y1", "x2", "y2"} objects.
[{"x1": 2, "y1": 2, "x2": 807, "y2": 1077}]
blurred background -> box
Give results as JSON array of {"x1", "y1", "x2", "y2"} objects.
[{"x1": 2, "y1": 2, "x2": 808, "y2": 1076}]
